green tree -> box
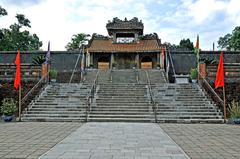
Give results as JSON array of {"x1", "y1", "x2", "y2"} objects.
[
  {"x1": 0, "y1": 6, "x2": 7, "y2": 16},
  {"x1": 179, "y1": 38, "x2": 194, "y2": 51},
  {"x1": 65, "y1": 33, "x2": 90, "y2": 51},
  {"x1": 0, "y1": 6, "x2": 7, "y2": 40},
  {"x1": 217, "y1": 26, "x2": 240, "y2": 51},
  {"x1": 217, "y1": 33, "x2": 232, "y2": 50},
  {"x1": 0, "y1": 8, "x2": 42, "y2": 51},
  {"x1": 230, "y1": 26, "x2": 240, "y2": 51},
  {"x1": 162, "y1": 42, "x2": 178, "y2": 50}
]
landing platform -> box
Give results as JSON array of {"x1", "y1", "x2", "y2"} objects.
[{"x1": 39, "y1": 122, "x2": 189, "y2": 159}]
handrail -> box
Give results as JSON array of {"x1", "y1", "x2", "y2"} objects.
[
  {"x1": 69, "y1": 49, "x2": 82, "y2": 84},
  {"x1": 167, "y1": 48, "x2": 176, "y2": 82},
  {"x1": 198, "y1": 72, "x2": 224, "y2": 107},
  {"x1": 85, "y1": 70, "x2": 99, "y2": 121},
  {"x1": 145, "y1": 70, "x2": 157, "y2": 123},
  {"x1": 110, "y1": 69, "x2": 113, "y2": 83},
  {"x1": 21, "y1": 69, "x2": 50, "y2": 105}
]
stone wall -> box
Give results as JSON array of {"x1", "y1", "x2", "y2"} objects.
[
  {"x1": 0, "y1": 51, "x2": 81, "y2": 72},
  {"x1": 171, "y1": 51, "x2": 240, "y2": 74}
]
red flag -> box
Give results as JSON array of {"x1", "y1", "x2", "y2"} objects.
[
  {"x1": 161, "y1": 47, "x2": 165, "y2": 68},
  {"x1": 214, "y1": 52, "x2": 224, "y2": 89},
  {"x1": 14, "y1": 50, "x2": 21, "y2": 90}
]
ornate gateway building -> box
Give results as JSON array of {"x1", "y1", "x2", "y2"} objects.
[{"x1": 87, "y1": 17, "x2": 162, "y2": 69}]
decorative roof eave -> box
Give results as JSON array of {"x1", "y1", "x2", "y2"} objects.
[
  {"x1": 88, "y1": 50, "x2": 161, "y2": 53},
  {"x1": 106, "y1": 17, "x2": 144, "y2": 35}
]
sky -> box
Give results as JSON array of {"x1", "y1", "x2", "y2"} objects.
[{"x1": 0, "y1": 0, "x2": 240, "y2": 51}]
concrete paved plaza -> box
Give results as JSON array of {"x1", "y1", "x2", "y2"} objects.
[
  {"x1": 0, "y1": 122, "x2": 82, "y2": 159},
  {"x1": 40, "y1": 123, "x2": 189, "y2": 159},
  {"x1": 160, "y1": 124, "x2": 240, "y2": 159},
  {"x1": 0, "y1": 122, "x2": 240, "y2": 159}
]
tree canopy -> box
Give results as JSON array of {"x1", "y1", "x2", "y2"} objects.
[
  {"x1": 0, "y1": 6, "x2": 42, "y2": 51},
  {"x1": 218, "y1": 26, "x2": 240, "y2": 51},
  {"x1": 162, "y1": 38, "x2": 194, "y2": 51},
  {"x1": 0, "y1": 6, "x2": 7, "y2": 16},
  {"x1": 65, "y1": 33, "x2": 90, "y2": 51},
  {"x1": 179, "y1": 38, "x2": 194, "y2": 51}
]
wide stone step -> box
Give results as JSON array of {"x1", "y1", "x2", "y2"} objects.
[
  {"x1": 31, "y1": 105, "x2": 86, "y2": 109},
  {"x1": 21, "y1": 117, "x2": 85, "y2": 122},
  {"x1": 158, "y1": 106, "x2": 215, "y2": 109},
  {"x1": 91, "y1": 108, "x2": 151, "y2": 111},
  {"x1": 98, "y1": 93, "x2": 145, "y2": 95},
  {"x1": 89, "y1": 111, "x2": 152, "y2": 115},
  {"x1": 89, "y1": 114, "x2": 152, "y2": 118},
  {"x1": 40, "y1": 95, "x2": 88, "y2": 98},
  {"x1": 157, "y1": 108, "x2": 218, "y2": 112},
  {"x1": 157, "y1": 118, "x2": 224, "y2": 123},
  {"x1": 98, "y1": 91, "x2": 146, "y2": 93},
  {"x1": 95, "y1": 104, "x2": 151, "y2": 107},
  {"x1": 25, "y1": 110, "x2": 84, "y2": 114},
  {"x1": 27, "y1": 108, "x2": 84, "y2": 111},
  {"x1": 23, "y1": 114, "x2": 84, "y2": 118},
  {"x1": 157, "y1": 115, "x2": 223, "y2": 119},
  {"x1": 156, "y1": 101, "x2": 211, "y2": 105},
  {"x1": 96, "y1": 96, "x2": 147, "y2": 99},
  {"x1": 88, "y1": 118, "x2": 153, "y2": 122},
  {"x1": 32, "y1": 103, "x2": 86, "y2": 106},
  {"x1": 96, "y1": 99, "x2": 148, "y2": 102},
  {"x1": 157, "y1": 112, "x2": 222, "y2": 116}
]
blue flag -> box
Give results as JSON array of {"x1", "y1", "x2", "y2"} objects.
[{"x1": 44, "y1": 41, "x2": 50, "y2": 64}]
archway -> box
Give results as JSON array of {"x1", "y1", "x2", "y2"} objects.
[
  {"x1": 141, "y1": 56, "x2": 152, "y2": 69},
  {"x1": 98, "y1": 56, "x2": 110, "y2": 69}
]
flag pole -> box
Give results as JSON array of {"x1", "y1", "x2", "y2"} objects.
[
  {"x1": 223, "y1": 85, "x2": 227, "y2": 122},
  {"x1": 18, "y1": 85, "x2": 22, "y2": 122}
]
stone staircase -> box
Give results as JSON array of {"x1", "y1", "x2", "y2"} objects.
[
  {"x1": 88, "y1": 83, "x2": 154, "y2": 122},
  {"x1": 152, "y1": 83, "x2": 224, "y2": 123},
  {"x1": 21, "y1": 83, "x2": 91, "y2": 122},
  {"x1": 111, "y1": 69, "x2": 137, "y2": 83},
  {"x1": 138, "y1": 69, "x2": 166, "y2": 84},
  {"x1": 21, "y1": 68, "x2": 223, "y2": 123}
]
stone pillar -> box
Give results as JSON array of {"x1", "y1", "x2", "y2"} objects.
[
  {"x1": 90, "y1": 53, "x2": 93, "y2": 66},
  {"x1": 135, "y1": 54, "x2": 139, "y2": 69},
  {"x1": 199, "y1": 62, "x2": 206, "y2": 79},
  {"x1": 134, "y1": 33, "x2": 138, "y2": 42},
  {"x1": 41, "y1": 63, "x2": 48, "y2": 82},
  {"x1": 110, "y1": 53, "x2": 115, "y2": 69},
  {"x1": 157, "y1": 53, "x2": 161, "y2": 68}
]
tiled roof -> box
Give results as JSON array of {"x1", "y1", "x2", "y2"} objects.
[{"x1": 88, "y1": 39, "x2": 160, "y2": 53}]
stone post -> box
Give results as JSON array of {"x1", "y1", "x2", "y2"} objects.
[
  {"x1": 135, "y1": 54, "x2": 139, "y2": 68},
  {"x1": 110, "y1": 53, "x2": 114, "y2": 69},
  {"x1": 41, "y1": 63, "x2": 48, "y2": 82},
  {"x1": 90, "y1": 53, "x2": 93, "y2": 67},
  {"x1": 157, "y1": 53, "x2": 161, "y2": 68},
  {"x1": 199, "y1": 62, "x2": 206, "y2": 79}
]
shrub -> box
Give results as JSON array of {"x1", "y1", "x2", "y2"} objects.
[
  {"x1": 49, "y1": 69, "x2": 58, "y2": 79},
  {"x1": 228, "y1": 100, "x2": 240, "y2": 119},
  {"x1": 32, "y1": 55, "x2": 46, "y2": 65},
  {"x1": 190, "y1": 68, "x2": 198, "y2": 79},
  {"x1": 1, "y1": 98, "x2": 17, "y2": 116}
]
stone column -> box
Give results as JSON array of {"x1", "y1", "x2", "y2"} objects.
[
  {"x1": 199, "y1": 62, "x2": 206, "y2": 79},
  {"x1": 157, "y1": 52, "x2": 161, "y2": 68},
  {"x1": 90, "y1": 53, "x2": 93, "y2": 66},
  {"x1": 135, "y1": 53, "x2": 139, "y2": 69},
  {"x1": 110, "y1": 53, "x2": 114, "y2": 69}
]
